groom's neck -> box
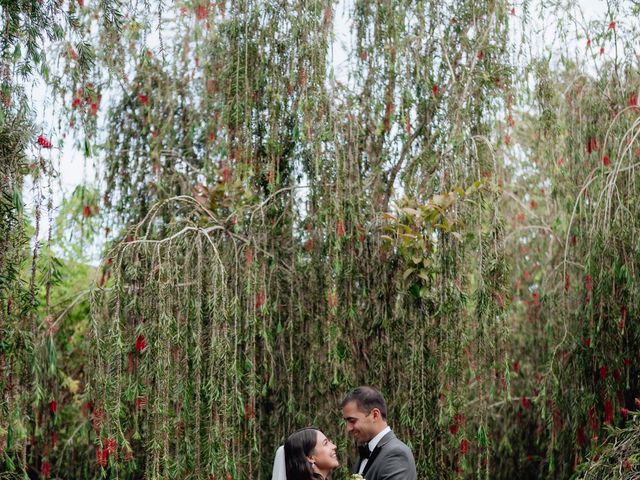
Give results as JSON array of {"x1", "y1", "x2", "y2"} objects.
[{"x1": 369, "y1": 421, "x2": 388, "y2": 439}]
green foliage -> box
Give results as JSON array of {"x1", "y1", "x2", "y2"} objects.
[{"x1": 4, "y1": 0, "x2": 640, "y2": 479}]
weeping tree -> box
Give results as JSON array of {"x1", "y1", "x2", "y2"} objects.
[
  {"x1": 0, "y1": 0, "x2": 122, "y2": 477},
  {"x1": 80, "y1": 0, "x2": 515, "y2": 479},
  {"x1": 489, "y1": 2, "x2": 640, "y2": 478},
  {"x1": 7, "y1": 0, "x2": 640, "y2": 479}
]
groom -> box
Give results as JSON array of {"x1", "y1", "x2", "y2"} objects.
[{"x1": 341, "y1": 386, "x2": 417, "y2": 480}]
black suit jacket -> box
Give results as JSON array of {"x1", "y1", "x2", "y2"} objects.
[{"x1": 352, "y1": 430, "x2": 417, "y2": 480}]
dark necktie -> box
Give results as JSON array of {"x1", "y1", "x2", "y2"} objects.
[{"x1": 358, "y1": 444, "x2": 371, "y2": 459}]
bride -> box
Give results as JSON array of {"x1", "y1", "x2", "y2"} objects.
[{"x1": 272, "y1": 427, "x2": 340, "y2": 480}]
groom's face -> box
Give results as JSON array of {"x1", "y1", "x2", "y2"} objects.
[{"x1": 342, "y1": 401, "x2": 377, "y2": 443}]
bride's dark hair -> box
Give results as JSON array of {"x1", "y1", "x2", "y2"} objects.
[{"x1": 284, "y1": 428, "x2": 324, "y2": 480}]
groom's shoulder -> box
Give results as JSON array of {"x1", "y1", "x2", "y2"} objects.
[{"x1": 384, "y1": 431, "x2": 414, "y2": 454}]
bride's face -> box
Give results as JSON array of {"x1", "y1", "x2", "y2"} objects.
[{"x1": 310, "y1": 430, "x2": 339, "y2": 474}]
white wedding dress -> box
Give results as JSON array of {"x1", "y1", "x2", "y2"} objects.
[{"x1": 272, "y1": 445, "x2": 286, "y2": 480}]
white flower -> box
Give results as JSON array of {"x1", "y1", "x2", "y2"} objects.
[{"x1": 350, "y1": 475, "x2": 365, "y2": 480}]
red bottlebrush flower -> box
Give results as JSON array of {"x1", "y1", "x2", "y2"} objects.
[
  {"x1": 221, "y1": 165, "x2": 232, "y2": 182},
  {"x1": 630, "y1": 94, "x2": 638, "y2": 109},
  {"x1": 564, "y1": 274, "x2": 571, "y2": 292},
  {"x1": 504, "y1": 134, "x2": 511, "y2": 145},
  {"x1": 459, "y1": 438, "x2": 469, "y2": 455},
  {"x1": 529, "y1": 199, "x2": 537, "y2": 209},
  {"x1": 77, "y1": 0, "x2": 84, "y2": 7},
  {"x1": 624, "y1": 458, "x2": 632, "y2": 470},
  {"x1": 135, "y1": 396, "x2": 147, "y2": 410},
  {"x1": 532, "y1": 291, "x2": 540, "y2": 306},
  {"x1": 96, "y1": 447, "x2": 109, "y2": 467},
  {"x1": 106, "y1": 438, "x2": 117, "y2": 455},
  {"x1": 303, "y1": 238, "x2": 314, "y2": 252},
  {"x1": 42, "y1": 461, "x2": 51, "y2": 477},
  {"x1": 521, "y1": 396, "x2": 530, "y2": 409},
  {"x1": 195, "y1": 4, "x2": 208, "y2": 20},
  {"x1": 621, "y1": 407, "x2": 629, "y2": 418},
  {"x1": 72, "y1": 97, "x2": 81, "y2": 108},
  {"x1": 558, "y1": 157, "x2": 565, "y2": 166},
  {"x1": 624, "y1": 358, "x2": 632, "y2": 367},
  {"x1": 123, "y1": 448, "x2": 134, "y2": 462},
  {"x1": 327, "y1": 292, "x2": 338, "y2": 309},
  {"x1": 572, "y1": 235, "x2": 577, "y2": 247},
  {"x1": 613, "y1": 369, "x2": 621, "y2": 383},
  {"x1": 586, "y1": 37, "x2": 591, "y2": 48},
  {"x1": 90, "y1": 102, "x2": 98, "y2": 116},
  {"x1": 37, "y1": 135, "x2": 53, "y2": 148},
  {"x1": 608, "y1": 21, "x2": 616, "y2": 30},
  {"x1": 477, "y1": 50, "x2": 484, "y2": 60},
  {"x1": 604, "y1": 399, "x2": 614, "y2": 424},
  {"x1": 512, "y1": 361, "x2": 520, "y2": 374},
  {"x1": 135, "y1": 334, "x2": 147, "y2": 353},
  {"x1": 620, "y1": 306, "x2": 628, "y2": 330},
  {"x1": 600, "y1": 46, "x2": 605, "y2": 56},
  {"x1": 244, "y1": 402, "x2": 255, "y2": 420},
  {"x1": 454, "y1": 413, "x2": 466, "y2": 427},
  {"x1": 81, "y1": 401, "x2": 93, "y2": 417},
  {"x1": 298, "y1": 67, "x2": 307, "y2": 87},
  {"x1": 577, "y1": 425, "x2": 586, "y2": 448},
  {"x1": 584, "y1": 275, "x2": 593, "y2": 292},
  {"x1": 255, "y1": 290, "x2": 265, "y2": 309},
  {"x1": 138, "y1": 94, "x2": 149, "y2": 105},
  {"x1": 494, "y1": 291, "x2": 505, "y2": 310},
  {"x1": 510, "y1": 7, "x2": 515, "y2": 15},
  {"x1": 515, "y1": 212, "x2": 525, "y2": 222},
  {"x1": 244, "y1": 248, "x2": 253, "y2": 268},
  {"x1": 584, "y1": 337, "x2": 591, "y2": 348},
  {"x1": 385, "y1": 102, "x2": 394, "y2": 116},
  {"x1": 599, "y1": 366, "x2": 607, "y2": 380},
  {"x1": 449, "y1": 422, "x2": 459, "y2": 435},
  {"x1": 335, "y1": 219, "x2": 346, "y2": 238},
  {"x1": 48, "y1": 400, "x2": 58, "y2": 415},
  {"x1": 602, "y1": 155, "x2": 610, "y2": 167},
  {"x1": 92, "y1": 407, "x2": 105, "y2": 431},
  {"x1": 432, "y1": 84, "x2": 439, "y2": 96},
  {"x1": 83, "y1": 205, "x2": 92, "y2": 218}
]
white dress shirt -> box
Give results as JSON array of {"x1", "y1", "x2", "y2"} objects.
[{"x1": 358, "y1": 426, "x2": 392, "y2": 474}]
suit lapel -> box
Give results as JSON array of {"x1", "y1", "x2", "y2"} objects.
[{"x1": 362, "y1": 431, "x2": 396, "y2": 476}]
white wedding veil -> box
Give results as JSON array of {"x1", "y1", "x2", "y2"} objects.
[{"x1": 271, "y1": 445, "x2": 286, "y2": 480}]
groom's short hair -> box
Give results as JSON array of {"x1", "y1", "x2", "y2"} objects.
[{"x1": 341, "y1": 386, "x2": 388, "y2": 420}]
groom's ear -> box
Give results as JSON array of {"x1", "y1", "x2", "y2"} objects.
[{"x1": 371, "y1": 407, "x2": 382, "y2": 421}]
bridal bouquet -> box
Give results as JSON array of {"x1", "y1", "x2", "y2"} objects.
[{"x1": 350, "y1": 475, "x2": 365, "y2": 480}]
